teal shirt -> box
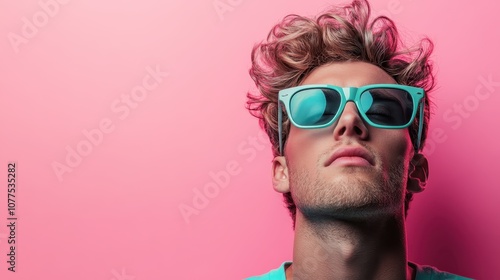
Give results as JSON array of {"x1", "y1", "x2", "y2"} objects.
[{"x1": 246, "y1": 261, "x2": 473, "y2": 280}]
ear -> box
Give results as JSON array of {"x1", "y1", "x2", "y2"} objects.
[
  {"x1": 407, "y1": 153, "x2": 429, "y2": 193},
  {"x1": 272, "y1": 156, "x2": 290, "y2": 194}
]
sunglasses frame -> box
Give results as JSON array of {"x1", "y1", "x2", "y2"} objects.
[{"x1": 278, "y1": 84, "x2": 425, "y2": 155}]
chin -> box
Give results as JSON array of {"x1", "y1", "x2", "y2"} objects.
[
  {"x1": 289, "y1": 166, "x2": 405, "y2": 219},
  {"x1": 295, "y1": 179, "x2": 403, "y2": 220},
  {"x1": 299, "y1": 201, "x2": 402, "y2": 221}
]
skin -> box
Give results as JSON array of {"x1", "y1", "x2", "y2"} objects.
[{"x1": 272, "y1": 61, "x2": 429, "y2": 280}]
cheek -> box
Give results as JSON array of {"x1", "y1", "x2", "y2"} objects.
[
  {"x1": 375, "y1": 129, "x2": 413, "y2": 166},
  {"x1": 285, "y1": 126, "x2": 332, "y2": 165}
]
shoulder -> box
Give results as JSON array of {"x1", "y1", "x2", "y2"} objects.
[
  {"x1": 410, "y1": 262, "x2": 474, "y2": 280},
  {"x1": 245, "y1": 261, "x2": 291, "y2": 280}
]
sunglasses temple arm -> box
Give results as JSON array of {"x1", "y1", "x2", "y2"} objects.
[
  {"x1": 416, "y1": 101, "x2": 424, "y2": 151},
  {"x1": 278, "y1": 101, "x2": 283, "y2": 155}
]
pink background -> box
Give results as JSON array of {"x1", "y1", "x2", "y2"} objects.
[{"x1": 0, "y1": 0, "x2": 498, "y2": 279}]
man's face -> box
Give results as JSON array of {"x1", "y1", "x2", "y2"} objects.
[{"x1": 278, "y1": 61, "x2": 416, "y2": 219}]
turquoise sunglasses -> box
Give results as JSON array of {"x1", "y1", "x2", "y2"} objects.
[{"x1": 277, "y1": 84, "x2": 425, "y2": 155}]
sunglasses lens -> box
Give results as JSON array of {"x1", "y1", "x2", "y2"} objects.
[
  {"x1": 359, "y1": 88, "x2": 414, "y2": 126},
  {"x1": 289, "y1": 88, "x2": 342, "y2": 126}
]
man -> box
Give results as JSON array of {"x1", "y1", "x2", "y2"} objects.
[{"x1": 245, "y1": 0, "x2": 471, "y2": 279}]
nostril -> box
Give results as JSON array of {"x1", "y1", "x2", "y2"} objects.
[
  {"x1": 338, "y1": 126, "x2": 346, "y2": 135},
  {"x1": 354, "y1": 126, "x2": 363, "y2": 135}
]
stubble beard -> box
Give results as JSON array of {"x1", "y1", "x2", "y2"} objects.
[{"x1": 288, "y1": 153, "x2": 408, "y2": 221}]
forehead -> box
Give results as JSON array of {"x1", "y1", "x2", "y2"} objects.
[{"x1": 300, "y1": 61, "x2": 397, "y2": 87}]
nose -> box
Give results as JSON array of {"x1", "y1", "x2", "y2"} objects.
[{"x1": 333, "y1": 102, "x2": 369, "y2": 141}]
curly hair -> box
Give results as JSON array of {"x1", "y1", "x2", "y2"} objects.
[{"x1": 246, "y1": 0, "x2": 435, "y2": 227}]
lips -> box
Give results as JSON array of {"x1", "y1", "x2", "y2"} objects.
[{"x1": 325, "y1": 146, "x2": 375, "y2": 167}]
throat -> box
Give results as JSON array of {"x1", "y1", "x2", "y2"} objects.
[{"x1": 290, "y1": 212, "x2": 409, "y2": 280}]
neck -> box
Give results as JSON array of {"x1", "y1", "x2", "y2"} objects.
[{"x1": 287, "y1": 212, "x2": 413, "y2": 280}]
